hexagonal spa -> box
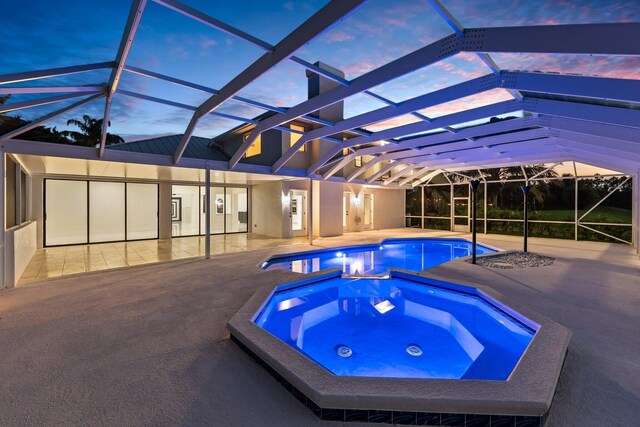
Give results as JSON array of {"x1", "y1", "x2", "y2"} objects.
[{"x1": 228, "y1": 271, "x2": 571, "y2": 424}]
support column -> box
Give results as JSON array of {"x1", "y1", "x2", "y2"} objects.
[
  {"x1": 205, "y1": 164, "x2": 211, "y2": 259},
  {"x1": 0, "y1": 149, "x2": 5, "y2": 289},
  {"x1": 470, "y1": 180, "x2": 479, "y2": 264},
  {"x1": 308, "y1": 178, "x2": 313, "y2": 245},
  {"x1": 522, "y1": 184, "x2": 529, "y2": 253},
  {"x1": 450, "y1": 183, "x2": 454, "y2": 231},
  {"x1": 575, "y1": 177, "x2": 579, "y2": 240},
  {"x1": 421, "y1": 186, "x2": 424, "y2": 229},
  {"x1": 484, "y1": 180, "x2": 488, "y2": 234}
]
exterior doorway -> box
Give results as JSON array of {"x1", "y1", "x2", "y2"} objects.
[
  {"x1": 343, "y1": 192, "x2": 351, "y2": 231},
  {"x1": 363, "y1": 193, "x2": 374, "y2": 230},
  {"x1": 289, "y1": 189, "x2": 307, "y2": 237}
]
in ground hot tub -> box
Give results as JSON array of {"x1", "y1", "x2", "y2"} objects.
[
  {"x1": 254, "y1": 275, "x2": 535, "y2": 380},
  {"x1": 228, "y1": 271, "x2": 571, "y2": 425}
]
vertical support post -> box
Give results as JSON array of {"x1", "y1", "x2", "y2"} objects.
[
  {"x1": 308, "y1": 178, "x2": 313, "y2": 246},
  {"x1": 521, "y1": 184, "x2": 529, "y2": 253},
  {"x1": 205, "y1": 163, "x2": 211, "y2": 259},
  {"x1": 483, "y1": 180, "x2": 488, "y2": 234},
  {"x1": 450, "y1": 183, "x2": 454, "y2": 231},
  {"x1": 574, "y1": 177, "x2": 579, "y2": 241},
  {"x1": 0, "y1": 149, "x2": 5, "y2": 289},
  {"x1": 421, "y1": 185, "x2": 425, "y2": 229},
  {"x1": 470, "y1": 180, "x2": 479, "y2": 264}
]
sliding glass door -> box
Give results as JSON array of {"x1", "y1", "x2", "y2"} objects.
[
  {"x1": 45, "y1": 180, "x2": 88, "y2": 246},
  {"x1": 45, "y1": 179, "x2": 159, "y2": 246}
]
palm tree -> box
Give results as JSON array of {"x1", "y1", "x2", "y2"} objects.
[{"x1": 63, "y1": 115, "x2": 124, "y2": 147}]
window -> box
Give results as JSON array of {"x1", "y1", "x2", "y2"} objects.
[
  {"x1": 290, "y1": 124, "x2": 305, "y2": 152},
  {"x1": 244, "y1": 133, "x2": 262, "y2": 157},
  {"x1": 354, "y1": 156, "x2": 363, "y2": 168},
  {"x1": 342, "y1": 148, "x2": 350, "y2": 156}
]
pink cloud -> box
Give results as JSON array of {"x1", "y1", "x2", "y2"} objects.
[
  {"x1": 417, "y1": 88, "x2": 515, "y2": 119},
  {"x1": 324, "y1": 31, "x2": 355, "y2": 43}
]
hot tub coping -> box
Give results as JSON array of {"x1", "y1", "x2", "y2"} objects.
[{"x1": 227, "y1": 270, "x2": 570, "y2": 417}]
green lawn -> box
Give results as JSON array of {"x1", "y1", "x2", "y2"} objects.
[{"x1": 530, "y1": 207, "x2": 632, "y2": 224}]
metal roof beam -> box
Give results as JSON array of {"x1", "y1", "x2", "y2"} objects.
[
  {"x1": 232, "y1": 32, "x2": 461, "y2": 169},
  {"x1": 98, "y1": 0, "x2": 148, "y2": 158},
  {"x1": 0, "y1": 62, "x2": 115, "y2": 85},
  {"x1": 462, "y1": 23, "x2": 640, "y2": 56},
  {"x1": 0, "y1": 86, "x2": 107, "y2": 95},
  {"x1": 364, "y1": 161, "x2": 404, "y2": 184},
  {"x1": 384, "y1": 165, "x2": 417, "y2": 185},
  {"x1": 398, "y1": 166, "x2": 431, "y2": 186},
  {"x1": 0, "y1": 94, "x2": 105, "y2": 142},
  {"x1": 308, "y1": 99, "x2": 524, "y2": 175},
  {"x1": 175, "y1": 0, "x2": 368, "y2": 164},
  {"x1": 0, "y1": 91, "x2": 105, "y2": 114},
  {"x1": 273, "y1": 73, "x2": 499, "y2": 173}
]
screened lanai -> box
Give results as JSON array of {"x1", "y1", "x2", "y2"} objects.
[{"x1": 1, "y1": 0, "x2": 640, "y2": 290}]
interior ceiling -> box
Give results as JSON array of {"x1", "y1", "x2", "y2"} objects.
[
  {"x1": 13, "y1": 154, "x2": 285, "y2": 185},
  {"x1": 1, "y1": 0, "x2": 639, "y2": 187}
]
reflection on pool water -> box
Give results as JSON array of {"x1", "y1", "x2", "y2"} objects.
[
  {"x1": 255, "y1": 274, "x2": 536, "y2": 380},
  {"x1": 263, "y1": 238, "x2": 495, "y2": 275}
]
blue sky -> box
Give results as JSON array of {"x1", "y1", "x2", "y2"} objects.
[{"x1": 1, "y1": 0, "x2": 638, "y2": 141}]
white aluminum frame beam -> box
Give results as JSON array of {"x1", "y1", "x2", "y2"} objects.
[
  {"x1": 0, "y1": 91, "x2": 104, "y2": 114},
  {"x1": 274, "y1": 71, "x2": 640, "y2": 173},
  {"x1": 0, "y1": 61, "x2": 114, "y2": 85},
  {"x1": 335, "y1": 116, "x2": 540, "y2": 179},
  {"x1": 174, "y1": 0, "x2": 368, "y2": 164},
  {"x1": 0, "y1": 86, "x2": 106, "y2": 95},
  {"x1": 365, "y1": 161, "x2": 405, "y2": 184},
  {"x1": 398, "y1": 166, "x2": 431, "y2": 186},
  {"x1": 233, "y1": 23, "x2": 640, "y2": 169},
  {"x1": 99, "y1": 0, "x2": 148, "y2": 158},
  {"x1": 384, "y1": 165, "x2": 417, "y2": 185},
  {"x1": 0, "y1": 93, "x2": 105, "y2": 142}
]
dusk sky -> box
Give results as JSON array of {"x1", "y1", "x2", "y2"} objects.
[{"x1": 2, "y1": 0, "x2": 639, "y2": 141}]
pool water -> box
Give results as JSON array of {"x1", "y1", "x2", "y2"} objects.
[
  {"x1": 263, "y1": 238, "x2": 495, "y2": 275},
  {"x1": 255, "y1": 275, "x2": 536, "y2": 380}
]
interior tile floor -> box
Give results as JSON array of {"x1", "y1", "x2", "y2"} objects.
[{"x1": 19, "y1": 234, "x2": 308, "y2": 284}]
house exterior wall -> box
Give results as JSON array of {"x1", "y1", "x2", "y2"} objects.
[
  {"x1": 251, "y1": 181, "x2": 284, "y2": 238},
  {"x1": 312, "y1": 180, "x2": 343, "y2": 237}
]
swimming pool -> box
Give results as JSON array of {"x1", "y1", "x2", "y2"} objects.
[
  {"x1": 254, "y1": 273, "x2": 536, "y2": 380},
  {"x1": 262, "y1": 238, "x2": 495, "y2": 275}
]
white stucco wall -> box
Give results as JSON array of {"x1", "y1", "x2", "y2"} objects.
[
  {"x1": 5, "y1": 221, "x2": 37, "y2": 287},
  {"x1": 251, "y1": 181, "x2": 284, "y2": 238},
  {"x1": 312, "y1": 180, "x2": 343, "y2": 237}
]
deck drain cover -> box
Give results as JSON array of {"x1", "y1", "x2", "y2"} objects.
[
  {"x1": 336, "y1": 345, "x2": 353, "y2": 358},
  {"x1": 406, "y1": 344, "x2": 423, "y2": 356}
]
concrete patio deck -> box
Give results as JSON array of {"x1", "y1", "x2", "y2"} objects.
[{"x1": 0, "y1": 230, "x2": 638, "y2": 426}]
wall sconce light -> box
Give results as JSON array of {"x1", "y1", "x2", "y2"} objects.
[{"x1": 282, "y1": 193, "x2": 290, "y2": 206}]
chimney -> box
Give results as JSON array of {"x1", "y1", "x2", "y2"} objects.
[{"x1": 306, "y1": 61, "x2": 345, "y2": 123}]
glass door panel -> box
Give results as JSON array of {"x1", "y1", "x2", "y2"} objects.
[
  {"x1": 212, "y1": 187, "x2": 226, "y2": 234},
  {"x1": 89, "y1": 182, "x2": 126, "y2": 243},
  {"x1": 45, "y1": 179, "x2": 88, "y2": 246},
  {"x1": 225, "y1": 187, "x2": 248, "y2": 233},
  {"x1": 126, "y1": 183, "x2": 158, "y2": 240},
  {"x1": 172, "y1": 185, "x2": 200, "y2": 237},
  {"x1": 363, "y1": 193, "x2": 373, "y2": 229}
]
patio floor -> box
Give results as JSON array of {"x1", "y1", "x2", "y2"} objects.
[
  {"x1": 0, "y1": 229, "x2": 638, "y2": 426},
  {"x1": 19, "y1": 234, "x2": 309, "y2": 284}
]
